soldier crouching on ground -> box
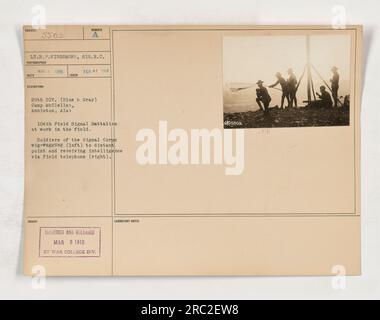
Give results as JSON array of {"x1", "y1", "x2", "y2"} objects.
[
  {"x1": 256, "y1": 80, "x2": 272, "y2": 114},
  {"x1": 316, "y1": 86, "x2": 333, "y2": 108},
  {"x1": 269, "y1": 72, "x2": 290, "y2": 109}
]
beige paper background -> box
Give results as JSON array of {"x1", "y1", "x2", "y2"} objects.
[{"x1": 23, "y1": 25, "x2": 362, "y2": 276}]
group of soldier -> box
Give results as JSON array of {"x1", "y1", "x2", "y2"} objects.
[{"x1": 255, "y1": 67, "x2": 340, "y2": 113}]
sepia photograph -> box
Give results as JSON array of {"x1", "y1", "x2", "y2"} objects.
[{"x1": 223, "y1": 34, "x2": 352, "y2": 128}]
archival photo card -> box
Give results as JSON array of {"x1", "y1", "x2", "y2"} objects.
[{"x1": 23, "y1": 26, "x2": 362, "y2": 276}]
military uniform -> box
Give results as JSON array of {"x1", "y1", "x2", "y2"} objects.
[
  {"x1": 270, "y1": 75, "x2": 289, "y2": 109},
  {"x1": 256, "y1": 86, "x2": 271, "y2": 113},
  {"x1": 317, "y1": 89, "x2": 333, "y2": 108},
  {"x1": 287, "y1": 73, "x2": 298, "y2": 108},
  {"x1": 331, "y1": 69, "x2": 340, "y2": 108}
]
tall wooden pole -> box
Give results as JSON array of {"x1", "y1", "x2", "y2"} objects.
[{"x1": 306, "y1": 35, "x2": 312, "y2": 103}]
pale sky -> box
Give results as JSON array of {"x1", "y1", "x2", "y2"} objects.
[{"x1": 223, "y1": 35, "x2": 351, "y2": 107}]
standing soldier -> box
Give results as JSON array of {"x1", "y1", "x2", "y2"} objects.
[
  {"x1": 269, "y1": 72, "x2": 289, "y2": 109},
  {"x1": 256, "y1": 80, "x2": 271, "y2": 114},
  {"x1": 287, "y1": 68, "x2": 298, "y2": 108},
  {"x1": 330, "y1": 66, "x2": 340, "y2": 108}
]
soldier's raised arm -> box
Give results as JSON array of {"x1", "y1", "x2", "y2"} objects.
[{"x1": 269, "y1": 80, "x2": 279, "y2": 88}]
